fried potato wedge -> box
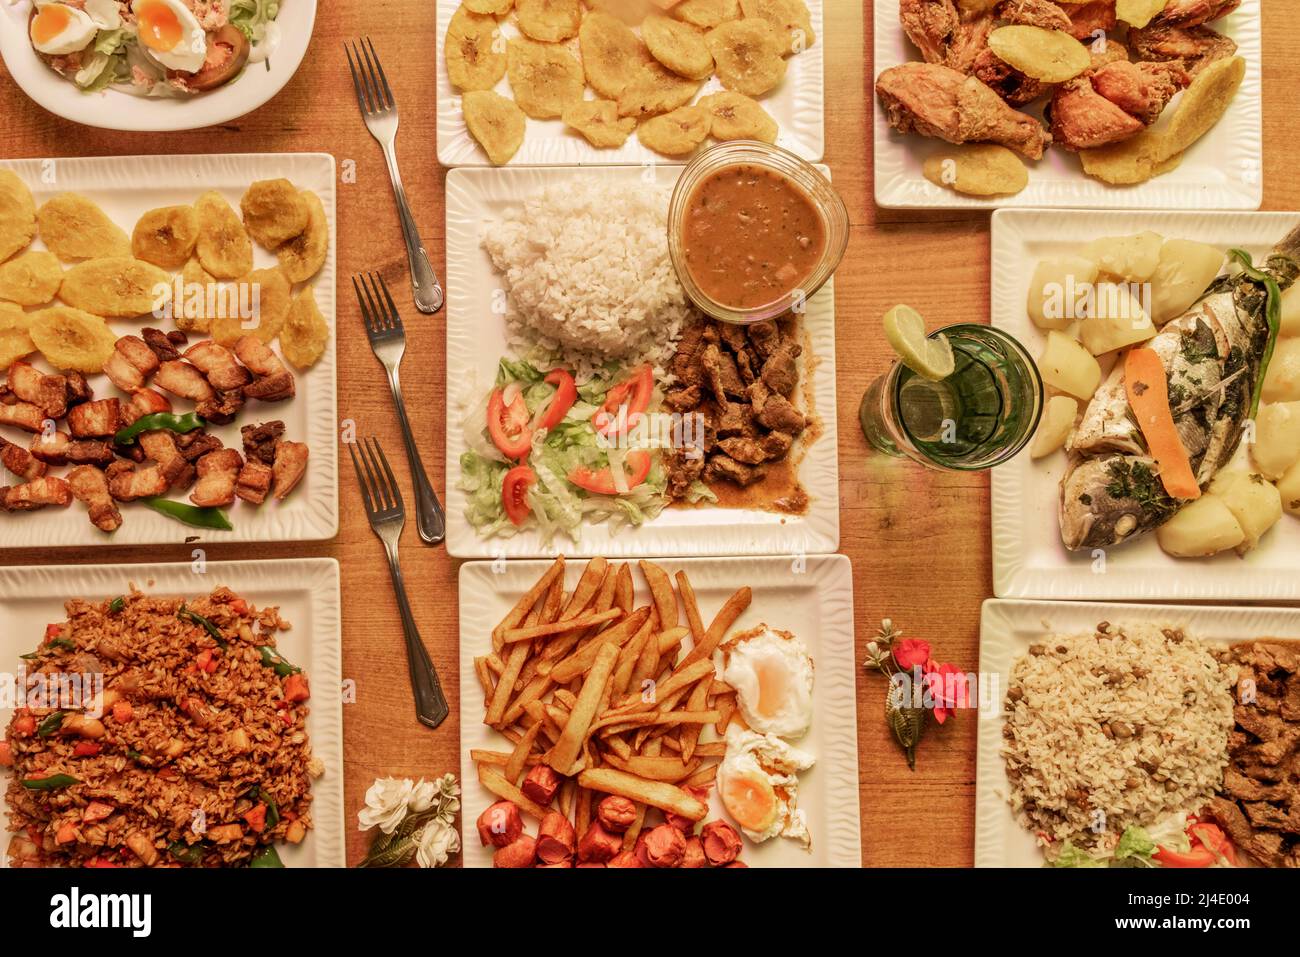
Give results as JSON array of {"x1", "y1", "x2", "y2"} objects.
[
  {"x1": 240, "y1": 179, "x2": 309, "y2": 250},
  {"x1": 516, "y1": 0, "x2": 582, "y2": 42},
  {"x1": 707, "y1": 19, "x2": 786, "y2": 96},
  {"x1": 29, "y1": 306, "x2": 119, "y2": 373},
  {"x1": 637, "y1": 104, "x2": 712, "y2": 156},
  {"x1": 674, "y1": 0, "x2": 741, "y2": 30},
  {"x1": 446, "y1": 6, "x2": 508, "y2": 92},
  {"x1": 280, "y1": 286, "x2": 330, "y2": 369},
  {"x1": 0, "y1": 170, "x2": 37, "y2": 264},
  {"x1": 988, "y1": 26, "x2": 1090, "y2": 83},
  {"x1": 507, "y1": 37, "x2": 585, "y2": 119},
  {"x1": 59, "y1": 257, "x2": 171, "y2": 319},
  {"x1": 131, "y1": 205, "x2": 199, "y2": 270},
  {"x1": 563, "y1": 99, "x2": 637, "y2": 148},
  {"x1": 36, "y1": 194, "x2": 129, "y2": 262},
  {"x1": 643, "y1": 14, "x2": 714, "y2": 80},
  {"x1": 0, "y1": 250, "x2": 63, "y2": 306},
  {"x1": 617, "y1": 61, "x2": 703, "y2": 118},
  {"x1": 276, "y1": 190, "x2": 328, "y2": 283},
  {"x1": 0, "y1": 303, "x2": 36, "y2": 369},
  {"x1": 463, "y1": 90, "x2": 528, "y2": 165},
  {"x1": 195, "y1": 191, "x2": 254, "y2": 280},
  {"x1": 739, "y1": 0, "x2": 815, "y2": 55},
  {"x1": 922, "y1": 144, "x2": 1029, "y2": 196},
  {"x1": 697, "y1": 90, "x2": 777, "y2": 141},
  {"x1": 579, "y1": 10, "x2": 647, "y2": 99}
]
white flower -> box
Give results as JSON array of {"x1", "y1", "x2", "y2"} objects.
[
  {"x1": 357, "y1": 777, "x2": 415, "y2": 834},
  {"x1": 866, "y1": 641, "x2": 879, "y2": 656},
  {"x1": 415, "y1": 819, "x2": 460, "y2": 868},
  {"x1": 407, "y1": 778, "x2": 439, "y2": 815}
]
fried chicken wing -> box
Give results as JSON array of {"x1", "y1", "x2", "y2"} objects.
[
  {"x1": 1152, "y1": 0, "x2": 1241, "y2": 28},
  {"x1": 102, "y1": 336, "x2": 160, "y2": 393},
  {"x1": 1129, "y1": 22, "x2": 1236, "y2": 77},
  {"x1": 899, "y1": 0, "x2": 960, "y2": 64},
  {"x1": 1059, "y1": 0, "x2": 1116, "y2": 41},
  {"x1": 997, "y1": 0, "x2": 1071, "y2": 30},
  {"x1": 154, "y1": 360, "x2": 216, "y2": 404},
  {"x1": 7, "y1": 360, "x2": 67, "y2": 419},
  {"x1": 190, "y1": 448, "x2": 244, "y2": 508},
  {"x1": 1048, "y1": 75, "x2": 1144, "y2": 150},
  {"x1": 877, "y1": 62, "x2": 1052, "y2": 158},
  {"x1": 1090, "y1": 59, "x2": 1189, "y2": 124},
  {"x1": 67, "y1": 465, "x2": 122, "y2": 533},
  {"x1": 0, "y1": 476, "x2": 72, "y2": 511}
]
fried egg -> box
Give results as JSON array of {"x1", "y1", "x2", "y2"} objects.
[
  {"x1": 716, "y1": 625, "x2": 815, "y2": 739},
  {"x1": 30, "y1": 2, "x2": 99, "y2": 56},
  {"x1": 134, "y1": 0, "x2": 207, "y2": 73},
  {"x1": 717, "y1": 727, "x2": 815, "y2": 848}
]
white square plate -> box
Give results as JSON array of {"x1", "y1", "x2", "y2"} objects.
[
  {"x1": 458, "y1": 554, "x2": 861, "y2": 867},
  {"x1": 0, "y1": 153, "x2": 338, "y2": 548},
  {"x1": 990, "y1": 208, "x2": 1300, "y2": 600},
  {"x1": 435, "y1": 0, "x2": 825, "y2": 166},
  {"x1": 443, "y1": 164, "x2": 839, "y2": 559},
  {"x1": 872, "y1": 0, "x2": 1263, "y2": 210},
  {"x1": 975, "y1": 598, "x2": 1300, "y2": 868},
  {"x1": 0, "y1": 558, "x2": 345, "y2": 868}
]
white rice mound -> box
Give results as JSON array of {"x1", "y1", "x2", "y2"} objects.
[
  {"x1": 1003, "y1": 623, "x2": 1236, "y2": 850},
  {"x1": 480, "y1": 180, "x2": 692, "y2": 376}
]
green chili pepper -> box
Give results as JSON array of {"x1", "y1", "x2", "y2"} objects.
[
  {"x1": 178, "y1": 605, "x2": 227, "y2": 650},
  {"x1": 126, "y1": 749, "x2": 143, "y2": 761},
  {"x1": 249, "y1": 845, "x2": 284, "y2": 868},
  {"x1": 257, "y1": 645, "x2": 301, "y2": 677},
  {"x1": 47, "y1": 637, "x2": 74, "y2": 652},
  {"x1": 36, "y1": 711, "x2": 67, "y2": 737},
  {"x1": 21, "y1": 773, "x2": 78, "y2": 790},
  {"x1": 1228, "y1": 248, "x2": 1283, "y2": 419},
  {"x1": 142, "y1": 498, "x2": 233, "y2": 531},
  {"x1": 107, "y1": 596, "x2": 125, "y2": 614},
  {"x1": 244, "y1": 785, "x2": 280, "y2": 829},
  {"x1": 114, "y1": 411, "x2": 205, "y2": 446},
  {"x1": 19, "y1": 651, "x2": 41, "y2": 660},
  {"x1": 168, "y1": 841, "x2": 206, "y2": 864}
]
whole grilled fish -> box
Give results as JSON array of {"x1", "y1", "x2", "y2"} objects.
[{"x1": 1060, "y1": 224, "x2": 1300, "y2": 551}]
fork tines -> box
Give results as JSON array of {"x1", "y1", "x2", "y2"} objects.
[
  {"x1": 349, "y1": 436, "x2": 403, "y2": 518},
  {"x1": 344, "y1": 37, "x2": 395, "y2": 116},
  {"x1": 352, "y1": 272, "x2": 404, "y2": 337}
]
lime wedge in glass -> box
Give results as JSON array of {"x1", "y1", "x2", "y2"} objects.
[{"x1": 882, "y1": 304, "x2": 955, "y2": 382}]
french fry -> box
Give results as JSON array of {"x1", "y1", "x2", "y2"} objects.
[
  {"x1": 576, "y1": 786, "x2": 592, "y2": 835},
  {"x1": 624, "y1": 803, "x2": 647, "y2": 851},
  {"x1": 603, "y1": 733, "x2": 632, "y2": 760},
  {"x1": 616, "y1": 658, "x2": 715, "y2": 715},
  {"x1": 559, "y1": 556, "x2": 608, "y2": 621},
  {"x1": 548, "y1": 606, "x2": 650, "y2": 684},
  {"x1": 525, "y1": 699, "x2": 561, "y2": 745},
  {"x1": 612, "y1": 617, "x2": 654, "y2": 697},
  {"x1": 676, "y1": 570, "x2": 706, "y2": 644},
  {"x1": 630, "y1": 621, "x2": 663, "y2": 693},
  {"x1": 590, "y1": 710, "x2": 721, "y2": 738},
  {"x1": 683, "y1": 763, "x2": 719, "y2": 789},
  {"x1": 678, "y1": 586, "x2": 750, "y2": 669},
  {"x1": 502, "y1": 673, "x2": 553, "y2": 727},
  {"x1": 492, "y1": 556, "x2": 564, "y2": 649},
  {"x1": 485, "y1": 652, "x2": 505, "y2": 674},
  {"x1": 470, "y1": 748, "x2": 544, "y2": 768},
  {"x1": 614, "y1": 562, "x2": 633, "y2": 614},
  {"x1": 541, "y1": 571, "x2": 564, "y2": 625},
  {"x1": 479, "y1": 764, "x2": 549, "y2": 820},
  {"x1": 553, "y1": 688, "x2": 578, "y2": 710},
  {"x1": 502, "y1": 607, "x2": 621, "y2": 643},
  {"x1": 639, "y1": 560, "x2": 678, "y2": 628},
  {"x1": 558, "y1": 779, "x2": 575, "y2": 818},
  {"x1": 474, "y1": 656, "x2": 495, "y2": 699},
  {"x1": 547, "y1": 641, "x2": 619, "y2": 775},
  {"x1": 680, "y1": 677, "x2": 712, "y2": 762},
  {"x1": 505, "y1": 719, "x2": 543, "y2": 785},
  {"x1": 604, "y1": 753, "x2": 700, "y2": 783},
  {"x1": 715, "y1": 692, "x2": 736, "y2": 735},
  {"x1": 577, "y1": 768, "x2": 708, "y2": 822},
  {"x1": 485, "y1": 638, "x2": 531, "y2": 727}
]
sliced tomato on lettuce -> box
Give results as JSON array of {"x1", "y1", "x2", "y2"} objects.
[
  {"x1": 568, "y1": 450, "x2": 652, "y2": 495},
  {"x1": 536, "y1": 369, "x2": 578, "y2": 431},
  {"x1": 488, "y1": 386, "x2": 533, "y2": 459},
  {"x1": 593, "y1": 365, "x2": 653, "y2": 437},
  {"x1": 502, "y1": 465, "x2": 537, "y2": 526}
]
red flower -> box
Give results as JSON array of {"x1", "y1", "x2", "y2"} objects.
[
  {"x1": 892, "y1": 638, "x2": 931, "y2": 671},
  {"x1": 923, "y1": 661, "x2": 969, "y2": 725}
]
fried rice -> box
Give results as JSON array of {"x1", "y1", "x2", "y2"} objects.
[{"x1": 3, "y1": 587, "x2": 321, "y2": 868}]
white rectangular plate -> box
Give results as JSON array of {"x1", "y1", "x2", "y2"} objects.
[
  {"x1": 443, "y1": 164, "x2": 839, "y2": 559},
  {"x1": 436, "y1": 0, "x2": 825, "y2": 166},
  {"x1": 0, "y1": 153, "x2": 338, "y2": 548},
  {"x1": 0, "y1": 558, "x2": 345, "y2": 868},
  {"x1": 975, "y1": 598, "x2": 1300, "y2": 868},
  {"x1": 991, "y1": 208, "x2": 1300, "y2": 600},
  {"x1": 872, "y1": 0, "x2": 1263, "y2": 210},
  {"x1": 458, "y1": 554, "x2": 861, "y2": 867}
]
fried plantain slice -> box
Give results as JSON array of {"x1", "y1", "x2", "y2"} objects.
[
  {"x1": 212, "y1": 266, "x2": 291, "y2": 347},
  {"x1": 739, "y1": 0, "x2": 815, "y2": 55},
  {"x1": 636, "y1": 104, "x2": 712, "y2": 155},
  {"x1": 36, "y1": 194, "x2": 130, "y2": 262},
  {"x1": 240, "y1": 179, "x2": 310, "y2": 250},
  {"x1": 195, "y1": 191, "x2": 254, "y2": 280},
  {"x1": 131, "y1": 205, "x2": 200, "y2": 270},
  {"x1": 59, "y1": 257, "x2": 172, "y2": 319},
  {"x1": 463, "y1": 90, "x2": 528, "y2": 165},
  {"x1": 508, "y1": 36, "x2": 585, "y2": 119},
  {"x1": 464, "y1": 0, "x2": 514, "y2": 12},
  {"x1": 516, "y1": 0, "x2": 582, "y2": 42},
  {"x1": 0, "y1": 250, "x2": 63, "y2": 306},
  {"x1": 29, "y1": 306, "x2": 119, "y2": 374},
  {"x1": 276, "y1": 190, "x2": 329, "y2": 284},
  {"x1": 707, "y1": 19, "x2": 787, "y2": 96},
  {"x1": 617, "y1": 61, "x2": 703, "y2": 118},
  {"x1": 579, "y1": 10, "x2": 647, "y2": 99},
  {"x1": 673, "y1": 0, "x2": 741, "y2": 29},
  {"x1": 280, "y1": 286, "x2": 331, "y2": 369},
  {"x1": 643, "y1": 14, "x2": 714, "y2": 80},
  {"x1": 446, "y1": 5, "x2": 508, "y2": 92},
  {"x1": 0, "y1": 303, "x2": 36, "y2": 369},
  {"x1": 697, "y1": 90, "x2": 778, "y2": 142},
  {"x1": 562, "y1": 98, "x2": 637, "y2": 148},
  {"x1": 0, "y1": 170, "x2": 37, "y2": 264}
]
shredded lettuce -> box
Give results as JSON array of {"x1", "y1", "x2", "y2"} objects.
[
  {"x1": 1114, "y1": 827, "x2": 1158, "y2": 867},
  {"x1": 683, "y1": 479, "x2": 717, "y2": 505},
  {"x1": 229, "y1": 0, "x2": 281, "y2": 43},
  {"x1": 1048, "y1": 842, "x2": 1108, "y2": 868},
  {"x1": 93, "y1": 28, "x2": 128, "y2": 57},
  {"x1": 74, "y1": 50, "x2": 126, "y2": 93}
]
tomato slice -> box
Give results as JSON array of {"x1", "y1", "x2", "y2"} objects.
[
  {"x1": 1152, "y1": 845, "x2": 1217, "y2": 868},
  {"x1": 502, "y1": 465, "x2": 537, "y2": 526},
  {"x1": 537, "y1": 369, "x2": 577, "y2": 431},
  {"x1": 568, "y1": 450, "x2": 653, "y2": 495},
  {"x1": 594, "y1": 365, "x2": 654, "y2": 437},
  {"x1": 487, "y1": 387, "x2": 533, "y2": 459}
]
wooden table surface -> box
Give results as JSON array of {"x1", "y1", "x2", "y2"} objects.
[{"x1": 2, "y1": 1, "x2": 1298, "y2": 867}]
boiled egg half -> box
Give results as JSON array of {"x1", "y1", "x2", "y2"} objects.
[
  {"x1": 716, "y1": 625, "x2": 815, "y2": 739},
  {"x1": 134, "y1": 0, "x2": 207, "y2": 73},
  {"x1": 30, "y1": 2, "x2": 99, "y2": 56},
  {"x1": 717, "y1": 727, "x2": 815, "y2": 848}
]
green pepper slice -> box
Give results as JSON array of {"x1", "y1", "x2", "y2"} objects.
[
  {"x1": 114, "y1": 411, "x2": 205, "y2": 446},
  {"x1": 142, "y1": 498, "x2": 233, "y2": 531}
]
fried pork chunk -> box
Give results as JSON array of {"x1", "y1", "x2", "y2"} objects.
[
  {"x1": 67, "y1": 398, "x2": 122, "y2": 439},
  {"x1": 67, "y1": 465, "x2": 122, "y2": 533},
  {"x1": 0, "y1": 476, "x2": 72, "y2": 511},
  {"x1": 272, "y1": 441, "x2": 309, "y2": 500},
  {"x1": 120, "y1": 388, "x2": 172, "y2": 426},
  {"x1": 235, "y1": 459, "x2": 273, "y2": 505},
  {"x1": 184, "y1": 340, "x2": 251, "y2": 391},
  {"x1": 105, "y1": 459, "x2": 176, "y2": 502},
  {"x1": 235, "y1": 336, "x2": 296, "y2": 402},
  {"x1": 103, "y1": 336, "x2": 160, "y2": 393},
  {"x1": 0, "y1": 400, "x2": 45, "y2": 433},
  {"x1": 0, "y1": 437, "x2": 46, "y2": 481},
  {"x1": 154, "y1": 360, "x2": 216, "y2": 404},
  {"x1": 138, "y1": 430, "x2": 196, "y2": 492},
  {"x1": 7, "y1": 360, "x2": 66, "y2": 419},
  {"x1": 191, "y1": 448, "x2": 244, "y2": 508},
  {"x1": 241, "y1": 420, "x2": 285, "y2": 464}
]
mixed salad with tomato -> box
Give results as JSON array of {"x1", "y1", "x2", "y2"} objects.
[
  {"x1": 1048, "y1": 811, "x2": 1237, "y2": 868},
  {"x1": 458, "y1": 359, "x2": 676, "y2": 541}
]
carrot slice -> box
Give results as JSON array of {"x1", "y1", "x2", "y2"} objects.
[{"x1": 1124, "y1": 347, "x2": 1201, "y2": 501}]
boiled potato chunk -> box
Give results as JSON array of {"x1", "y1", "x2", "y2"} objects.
[
  {"x1": 1280, "y1": 285, "x2": 1300, "y2": 338},
  {"x1": 1210, "y1": 469, "x2": 1283, "y2": 555},
  {"x1": 1261, "y1": 337, "x2": 1300, "y2": 404},
  {"x1": 1156, "y1": 494, "x2": 1244, "y2": 558},
  {"x1": 1081, "y1": 231, "x2": 1164, "y2": 282},
  {"x1": 1251, "y1": 401, "x2": 1300, "y2": 481},
  {"x1": 1148, "y1": 239, "x2": 1224, "y2": 325},
  {"x1": 1078, "y1": 283, "x2": 1156, "y2": 355},
  {"x1": 1278, "y1": 460, "x2": 1300, "y2": 517},
  {"x1": 1030, "y1": 394, "x2": 1078, "y2": 459},
  {"x1": 1040, "y1": 330, "x2": 1101, "y2": 401},
  {"x1": 1027, "y1": 256, "x2": 1099, "y2": 331}
]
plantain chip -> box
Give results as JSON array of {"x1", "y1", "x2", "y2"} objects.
[
  {"x1": 674, "y1": 0, "x2": 741, "y2": 30},
  {"x1": 637, "y1": 104, "x2": 712, "y2": 156},
  {"x1": 240, "y1": 179, "x2": 309, "y2": 250},
  {"x1": 463, "y1": 90, "x2": 528, "y2": 165},
  {"x1": 36, "y1": 194, "x2": 129, "y2": 262},
  {"x1": 446, "y1": 6, "x2": 508, "y2": 92},
  {"x1": 922, "y1": 144, "x2": 1029, "y2": 196},
  {"x1": 464, "y1": 0, "x2": 514, "y2": 12},
  {"x1": 739, "y1": 0, "x2": 815, "y2": 56},
  {"x1": 579, "y1": 11, "x2": 647, "y2": 99},
  {"x1": 0, "y1": 170, "x2": 37, "y2": 264},
  {"x1": 131, "y1": 205, "x2": 199, "y2": 271},
  {"x1": 643, "y1": 15, "x2": 714, "y2": 80},
  {"x1": 195, "y1": 190, "x2": 253, "y2": 280},
  {"x1": 0, "y1": 302, "x2": 36, "y2": 369},
  {"x1": 697, "y1": 90, "x2": 778, "y2": 142},
  {"x1": 563, "y1": 99, "x2": 637, "y2": 148},
  {"x1": 516, "y1": 0, "x2": 582, "y2": 43},
  {"x1": 280, "y1": 286, "x2": 330, "y2": 370},
  {"x1": 174, "y1": 257, "x2": 224, "y2": 334},
  {"x1": 1115, "y1": 0, "x2": 1167, "y2": 28},
  {"x1": 0, "y1": 250, "x2": 63, "y2": 306},
  {"x1": 29, "y1": 306, "x2": 118, "y2": 373},
  {"x1": 706, "y1": 19, "x2": 786, "y2": 97},
  {"x1": 507, "y1": 37, "x2": 585, "y2": 119},
  {"x1": 212, "y1": 266, "x2": 291, "y2": 347},
  {"x1": 276, "y1": 190, "x2": 329, "y2": 284},
  {"x1": 987, "y1": 26, "x2": 1091, "y2": 83},
  {"x1": 59, "y1": 257, "x2": 172, "y2": 319},
  {"x1": 617, "y1": 61, "x2": 703, "y2": 118}
]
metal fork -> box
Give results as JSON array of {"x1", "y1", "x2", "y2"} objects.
[
  {"x1": 345, "y1": 38, "x2": 443, "y2": 315},
  {"x1": 349, "y1": 437, "x2": 449, "y2": 730},
  {"x1": 354, "y1": 271, "x2": 445, "y2": 546}
]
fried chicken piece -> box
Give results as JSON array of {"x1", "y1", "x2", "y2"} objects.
[
  {"x1": 1048, "y1": 76, "x2": 1144, "y2": 150},
  {"x1": 1152, "y1": 0, "x2": 1241, "y2": 28},
  {"x1": 972, "y1": 46, "x2": 1050, "y2": 105},
  {"x1": 1090, "y1": 59, "x2": 1190, "y2": 124},
  {"x1": 7, "y1": 360, "x2": 67, "y2": 419},
  {"x1": 184, "y1": 340, "x2": 251, "y2": 391},
  {"x1": 138, "y1": 430, "x2": 196, "y2": 491},
  {"x1": 120, "y1": 388, "x2": 173, "y2": 426},
  {"x1": 1129, "y1": 23, "x2": 1237, "y2": 77},
  {"x1": 235, "y1": 459, "x2": 274, "y2": 505},
  {"x1": 30, "y1": 430, "x2": 70, "y2": 465},
  {"x1": 945, "y1": 12, "x2": 994, "y2": 74},
  {"x1": 235, "y1": 336, "x2": 296, "y2": 402},
  {"x1": 0, "y1": 400, "x2": 45, "y2": 433},
  {"x1": 996, "y1": 0, "x2": 1071, "y2": 30},
  {"x1": 1059, "y1": 0, "x2": 1116, "y2": 40},
  {"x1": 190, "y1": 448, "x2": 243, "y2": 508},
  {"x1": 67, "y1": 466, "x2": 122, "y2": 533},
  {"x1": 67, "y1": 399, "x2": 122, "y2": 439},
  {"x1": 0, "y1": 476, "x2": 72, "y2": 511},
  {"x1": 102, "y1": 336, "x2": 161, "y2": 393},
  {"x1": 105, "y1": 459, "x2": 173, "y2": 502},
  {"x1": 0, "y1": 437, "x2": 46, "y2": 481},
  {"x1": 876, "y1": 62, "x2": 1052, "y2": 159},
  {"x1": 271, "y1": 440, "x2": 309, "y2": 500},
  {"x1": 899, "y1": 0, "x2": 960, "y2": 64},
  {"x1": 154, "y1": 360, "x2": 216, "y2": 404}
]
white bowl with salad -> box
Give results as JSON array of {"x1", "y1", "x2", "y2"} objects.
[{"x1": 0, "y1": 0, "x2": 315, "y2": 131}]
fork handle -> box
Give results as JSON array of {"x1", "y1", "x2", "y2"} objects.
[
  {"x1": 387, "y1": 368, "x2": 446, "y2": 546},
  {"x1": 380, "y1": 142, "x2": 444, "y2": 315},
  {"x1": 382, "y1": 540, "x2": 450, "y2": 730}
]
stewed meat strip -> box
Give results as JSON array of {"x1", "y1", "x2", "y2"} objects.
[
  {"x1": 154, "y1": 360, "x2": 216, "y2": 404},
  {"x1": 271, "y1": 441, "x2": 309, "y2": 500},
  {"x1": 67, "y1": 466, "x2": 122, "y2": 533},
  {"x1": 0, "y1": 476, "x2": 72, "y2": 511},
  {"x1": 67, "y1": 399, "x2": 122, "y2": 439},
  {"x1": 760, "y1": 339, "x2": 802, "y2": 395},
  {"x1": 0, "y1": 437, "x2": 47, "y2": 481},
  {"x1": 703, "y1": 454, "x2": 765, "y2": 487},
  {"x1": 7, "y1": 360, "x2": 67, "y2": 419},
  {"x1": 190, "y1": 448, "x2": 244, "y2": 508},
  {"x1": 755, "y1": 393, "x2": 807, "y2": 435},
  {"x1": 716, "y1": 437, "x2": 767, "y2": 466},
  {"x1": 184, "y1": 341, "x2": 251, "y2": 391},
  {"x1": 102, "y1": 336, "x2": 160, "y2": 393}
]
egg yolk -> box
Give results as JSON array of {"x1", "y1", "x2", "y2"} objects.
[
  {"x1": 722, "y1": 770, "x2": 778, "y2": 833},
  {"x1": 32, "y1": 5, "x2": 73, "y2": 45},
  {"x1": 137, "y1": 2, "x2": 183, "y2": 53}
]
